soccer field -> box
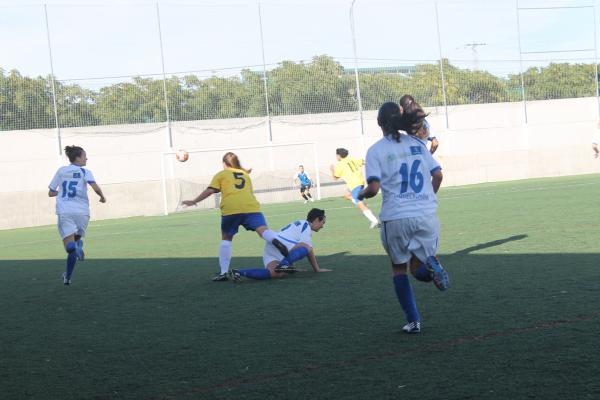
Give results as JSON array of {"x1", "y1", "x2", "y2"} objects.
[{"x1": 1, "y1": 174, "x2": 599, "y2": 400}]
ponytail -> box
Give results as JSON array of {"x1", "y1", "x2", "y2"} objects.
[
  {"x1": 222, "y1": 152, "x2": 250, "y2": 173},
  {"x1": 64, "y1": 145, "x2": 84, "y2": 162}
]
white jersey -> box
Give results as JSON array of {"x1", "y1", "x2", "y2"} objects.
[
  {"x1": 277, "y1": 219, "x2": 313, "y2": 248},
  {"x1": 365, "y1": 134, "x2": 441, "y2": 221},
  {"x1": 48, "y1": 164, "x2": 97, "y2": 215}
]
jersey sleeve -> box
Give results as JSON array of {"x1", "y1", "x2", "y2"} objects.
[
  {"x1": 208, "y1": 172, "x2": 223, "y2": 191},
  {"x1": 299, "y1": 221, "x2": 313, "y2": 248},
  {"x1": 48, "y1": 170, "x2": 61, "y2": 191},
  {"x1": 333, "y1": 162, "x2": 344, "y2": 178},
  {"x1": 422, "y1": 147, "x2": 441, "y2": 175},
  {"x1": 85, "y1": 169, "x2": 96, "y2": 184},
  {"x1": 365, "y1": 146, "x2": 382, "y2": 184}
]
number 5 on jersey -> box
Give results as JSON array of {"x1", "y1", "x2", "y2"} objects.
[{"x1": 233, "y1": 172, "x2": 246, "y2": 189}]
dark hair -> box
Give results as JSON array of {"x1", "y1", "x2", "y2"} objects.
[
  {"x1": 64, "y1": 145, "x2": 84, "y2": 162},
  {"x1": 377, "y1": 102, "x2": 404, "y2": 142},
  {"x1": 307, "y1": 208, "x2": 326, "y2": 223},
  {"x1": 336, "y1": 148, "x2": 349, "y2": 158},
  {"x1": 400, "y1": 100, "x2": 428, "y2": 136},
  {"x1": 399, "y1": 94, "x2": 415, "y2": 109},
  {"x1": 222, "y1": 152, "x2": 249, "y2": 173}
]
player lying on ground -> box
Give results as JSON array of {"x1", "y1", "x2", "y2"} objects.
[
  {"x1": 182, "y1": 152, "x2": 289, "y2": 281},
  {"x1": 48, "y1": 145, "x2": 106, "y2": 285},
  {"x1": 231, "y1": 208, "x2": 330, "y2": 281},
  {"x1": 358, "y1": 100, "x2": 449, "y2": 334}
]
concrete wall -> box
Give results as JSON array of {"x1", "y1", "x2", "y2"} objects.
[{"x1": 1, "y1": 97, "x2": 599, "y2": 230}]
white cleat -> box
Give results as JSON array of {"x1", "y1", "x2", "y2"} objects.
[
  {"x1": 402, "y1": 321, "x2": 421, "y2": 334},
  {"x1": 370, "y1": 221, "x2": 381, "y2": 229}
]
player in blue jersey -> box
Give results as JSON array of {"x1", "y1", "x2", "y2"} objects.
[
  {"x1": 231, "y1": 208, "x2": 330, "y2": 281},
  {"x1": 48, "y1": 145, "x2": 106, "y2": 285},
  {"x1": 358, "y1": 100, "x2": 449, "y2": 334},
  {"x1": 293, "y1": 165, "x2": 315, "y2": 203},
  {"x1": 400, "y1": 95, "x2": 439, "y2": 154}
]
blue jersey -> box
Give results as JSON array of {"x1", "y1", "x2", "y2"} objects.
[{"x1": 295, "y1": 172, "x2": 312, "y2": 186}]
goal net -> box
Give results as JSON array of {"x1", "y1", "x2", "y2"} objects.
[{"x1": 160, "y1": 142, "x2": 321, "y2": 215}]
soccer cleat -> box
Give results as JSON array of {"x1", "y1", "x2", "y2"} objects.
[
  {"x1": 370, "y1": 221, "x2": 381, "y2": 229},
  {"x1": 303, "y1": 200, "x2": 308, "y2": 204},
  {"x1": 402, "y1": 321, "x2": 421, "y2": 334},
  {"x1": 231, "y1": 269, "x2": 242, "y2": 282},
  {"x1": 427, "y1": 256, "x2": 449, "y2": 291},
  {"x1": 62, "y1": 272, "x2": 71, "y2": 285},
  {"x1": 274, "y1": 263, "x2": 297, "y2": 273},
  {"x1": 271, "y1": 238, "x2": 289, "y2": 257},
  {"x1": 212, "y1": 273, "x2": 229, "y2": 282},
  {"x1": 309, "y1": 197, "x2": 315, "y2": 202}
]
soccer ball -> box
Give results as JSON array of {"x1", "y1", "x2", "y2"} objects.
[{"x1": 176, "y1": 150, "x2": 189, "y2": 162}]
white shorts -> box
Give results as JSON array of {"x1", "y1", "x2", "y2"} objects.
[
  {"x1": 380, "y1": 214, "x2": 440, "y2": 264},
  {"x1": 57, "y1": 214, "x2": 90, "y2": 240},
  {"x1": 262, "y1": 240, "x2": 296, "y2": 268}
]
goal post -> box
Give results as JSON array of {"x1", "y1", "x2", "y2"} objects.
[{"x1": 160, "y1": 142, "x2": 321, "y2": 215}]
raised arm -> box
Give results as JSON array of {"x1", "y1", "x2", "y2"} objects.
[
  {"x1": 182, "y1": 187, "x2": 218, "y2": 207},
  {"x1": 89, "y1": 182, "x2": 106, "y2": 203},
  {"x1": 430, "y1": 137, "x2": 439, "y2": 154}
]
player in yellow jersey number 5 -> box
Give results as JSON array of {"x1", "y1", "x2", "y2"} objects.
[{"x1": 182, "y1": 152, "x2": 289, "y2": 281}]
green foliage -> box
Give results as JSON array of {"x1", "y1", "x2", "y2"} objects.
[{"x1": 1, "y1": 58, "x2": 599, "y2": 131}]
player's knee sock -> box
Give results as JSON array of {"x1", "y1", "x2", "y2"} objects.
[
  {"x1": 414, "y1": 262, "x2": 432, "y2": 282},
  {"x1": 65, "y1": 242, "x2": 77, "y2": 279},
  {"x1": 301, "y1": 193, "x2": 308, "y2": 200},
  {"x1": 362, "y1": 209, "x2": 378, "y2": 224},
  {"x1": 280, "y1": 246, "x2": 309, "y2": 266},
  {"x1": 218, "y1": 240, "x2": 232, "y2": 275},
  {"x1": 237, "y1": 268, "x2": 271, "y2": 280},
  {"x1": 393, "y1": 274, "x2": 420, "y2": 323},
  {"x1": 261, "y1": 229, "x2": 277, "y2": 243},
  {"x1": 306, "y1": 192, "x2": 312, "y2": 198}
]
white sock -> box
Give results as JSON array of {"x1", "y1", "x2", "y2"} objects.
[
  {"x1": 218, "y1": 240, "x2": 232, "y2": 274},
  {"x1": 363, "y1": 209, "x2": 378, "y2": 223},
  {"x1": 261, "y1": 229, "x2": 277, "y2": 243}
]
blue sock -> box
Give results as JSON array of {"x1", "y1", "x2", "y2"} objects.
[
  {"x1": 65, "y1": 242, "x2": 77, "y2": 279},
  {"x1": 393, "y1": 274, "x2": 420, "y2": 323},
  {"x1": 280, "y1": 247, "x2": 309, "y2": 266},
  {"x1": 414, "y1": 263, "x2": 432, "y2": 282},
  {"x1": 237, "y1": 268, "x2": 271, "y2": 280}
]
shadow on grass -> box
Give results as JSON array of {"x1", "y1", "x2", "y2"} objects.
[{"x1": 0, "y1": 248, "x2": 599, "y2": 400}]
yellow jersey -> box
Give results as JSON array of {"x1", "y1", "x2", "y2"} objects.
[
  {"x1": 209, "y1": 168, "x2": 261, "y2": 216},
  {"x1": 334, "y1": 157, "x2": 365, "y2": 190}
]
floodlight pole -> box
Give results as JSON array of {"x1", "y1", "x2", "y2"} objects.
[
  {"x1": 257, "y1": 2, "x2": 273, "y2": 144},
  {"x1": 350, "y1": 0, "x2": 366, "y2": 153},
  {"x1": 43, "y1": 4, "x2": 62, "y2": 160},
  {"x1": 515, "y1": 0, "x2": 528, "y2": 123},
  {"x1": 594, "y1": 5, "x2": 600, "y2": 120},
  {"x1": 434, "y1": 2, "x2": 449, "y2": 130},
  {"x1": 156, "y1": 3, "x2": 173, "y2": 149}
]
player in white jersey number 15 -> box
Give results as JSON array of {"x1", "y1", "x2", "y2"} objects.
[
  {"x1": 358, "y1": 100, "x2": 449, "y2": 334},
  {"x1": 48, "y1": 145, "x2": 106, "y2": 285}
]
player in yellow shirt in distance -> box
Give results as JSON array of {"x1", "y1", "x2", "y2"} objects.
[
  {"x1": 330, "y1": 148, "x2": 380, "y2": 229},
  {"x1": 182, "y1": 152, "x2": 289, "y2": 281}
]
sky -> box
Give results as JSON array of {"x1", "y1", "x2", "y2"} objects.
[{"x1": 0, "y1": 0, "x2": 597, "y2": 83}]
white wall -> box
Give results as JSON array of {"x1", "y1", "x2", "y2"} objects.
[{"x1": 1, "y1": 97, "x2": 599, "y2": 230}]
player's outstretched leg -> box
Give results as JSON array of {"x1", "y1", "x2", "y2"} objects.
[
  {"x1": 258, "y1": 228, "x2": 289, "y2": 257},
  {"x1": 232, "y1": 268, "x2": 271, "y2": 281},
  {"x1": 427, "y1": 255, "x2": 449, "y2": 291}
]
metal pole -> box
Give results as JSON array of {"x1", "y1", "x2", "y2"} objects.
[
  {"x1": 257, "y1": 2, "x2": 273, "y2": 143},
  {"x1": 312, "y1": 143, "x2": 322, "y2": 200},
  {"x1": 156, "y1": 3, "x2": 173, "y2": 149},
  {"x1": 43, "y1": 4, "x2": 62, "y2": 158},
  {"x1": 350, "y1": 0, "x2": 365, "y2": 145},
  {"x1": 594, "y1": 5, "x2": 600, "y2": 120},
  {"x1": 434, "y1": 2, "x2": 449, "y2": 129},
  {"x1": 515, "y1": 0, "x2": 528, "y2": 123}
]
